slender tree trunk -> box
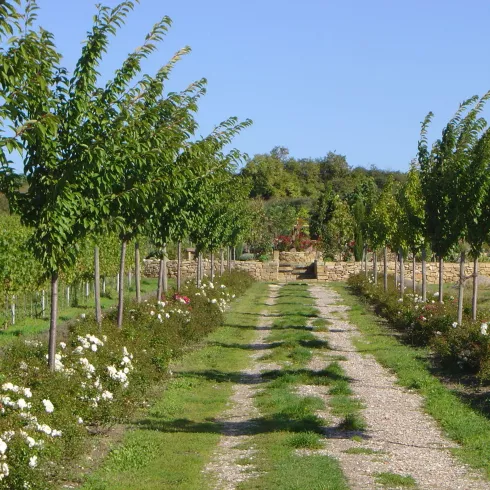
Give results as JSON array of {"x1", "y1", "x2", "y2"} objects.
[
  {"x1": 128, "y1": 271, "x2": 132, "y2": 288},
  {"x1": 373, "y1": 251, "x2": 378, "y2": 284},
  {"x1": 364, "y1": 245, "x2": 368, "y2": 277},
  {"x1": 412, "y1": 253, "x2": 416, "y2": 294},
  {"x1": 177, "y1": 241, "x2": 182, "y2": 292},
  {"x1": 196, "y1": 253, "x2": 201, "y2": 287},
  {"x1": 48, "y1": 272, "x2": 59, "y2": 371},
  {"x1": 457, "y1": 251, "x2": 465, "y2": 325},
  {"x1": 135, "y1": 241, "x2": 141, "y2": 303},
  {"x1": 116, "y1": 273, "x2": 120, "y2": 293},
  {"x1": 157, "y1": 256, "x2": 164, "y2": 300},
  {"x1": 438, "y1": 256, "x2": 444, "y2": 303},
  {"x1": 117, "y1": 241, "x2": 127, "y2": 329},
  {"x1": 472, "y1": 256, "x2": 479, "y2": 321},
  {"x1": 422, "y1": 248, "x2": 427, "y2": 302},
  {"x1": 42, "y1": 289, "x2": 46, "y2": 318},
  {"x1": 66, "y1": 286, "x2": 70, "y2": 307},
  {"x1": 228, "y1": 247, "x2": 232, "y2": 272},
  {"x1": 11, "y1": 295, "x2": 15, "y2": 326},
  {"x1": 394, "y1": 253, "x2": 398, "y2": 288},
  {"x1": 383, "y1": 246, "x2": 388, "y2": 292},
  {"x1": 399, "y1": 250, "x2": 404, "y2": 298},
  {"x1": 94, "y1": 245, "x2": 102, "y2": 327},
  {"x1": 220, "y1": 248, "x2": 224, "y2": 276},
  {"x1": 210, "y1": 252, "x2": 215, "y2": 283},
  {"x1": 163, "y1": 244, "x2": 168, "y2": 293}
]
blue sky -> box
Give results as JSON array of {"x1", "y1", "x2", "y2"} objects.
[{"x1": 31, "y1": 0, "x2": 490, "y2": 172}]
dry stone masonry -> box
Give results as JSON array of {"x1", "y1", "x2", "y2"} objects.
[{"x1": 143, "y1": 252, "x2": 490, "y2": 284}]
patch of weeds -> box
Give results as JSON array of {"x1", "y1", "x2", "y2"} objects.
[
  {"x1": 351, "y1": 435, "x2": 363, "y2": 443},
  {"x1": 343, "y1": 447, "x2": 382, "y2": 455},
  {"x1": 375, "y1": 472, "x2": 417, "y2": 487},
  {"x1": 339, "y1": 413, "x2": 366, "y2": 431},
  {"x1": 286, "y1": 431, "x2": 324, "y2": 449}
]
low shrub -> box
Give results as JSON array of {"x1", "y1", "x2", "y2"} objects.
[
  {"x1": 347, "y1": 273, "x2": 490, "y2": 381},
  {"x1": 0, "y1": 270, "x2": 254, "y2": 489}
]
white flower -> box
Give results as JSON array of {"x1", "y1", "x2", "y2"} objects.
[
  {"x1": 37, "y1": 424, "x2": 52, "y2": 435},
  {"x1": 59, "y1": 342, "x2": 66, "y2": 349},
  {"x1": 150, "y1": 310, "x2": 155, "y2": 316},
  {"x1": 73, "y1": 346, "x2": 84, "y2": 354},
  {"x1": 101, "y1": 390, "x2": 113, "y2": 401},
  {"x1": 481, "y1": 323, "x2": 488, "y2": 336},
  {"x1": 19, "y1": 361, "x2": 28, "y2": 371},
  {"x1": 29, "y1": 455, "x2": 37, "y2": 468},
  {"x1": 452, "y1": 322, "x2": 458, "y2": 329},
  {"x1": 434, "y1": 292, "x2": 439, "y2": 297},
  {"x1": 165, "y1": 313, "x2": 170, "y2": 319},
  {"x1": 91, "y1": 344, "x2": 98, "y2": 352},
  {"x1": 78, "y1": 417, "x2": 84, "y2": 424},
  {"x1": 397, "y1": 298, "x2": 403, "y2": 302},
  {"x1": 157, "y1": 313, "x2": 162, "y2": 322},
  {"x1": 23, "y1": 388, "x2": 32, "y2": 398},
  {"x1": 0, "y1": 439, "x2": 7, "y2": 455},
  {"x1": 211, "y1": 298, "x2": 217, "y2": 304},
  {"x1": 51, "y1": 429, "x2": 62, "y2": 437},
  {"x1": 17, "y1": 398, "x2": 28, "y2": 410},
  {"x1": 42, "y1": 399, "x2": 54, "y2": 413},
  {"x1": 0, "y1": 462, "x2": 8, "y2": 479},
  {"x1": 80, "y1": 313, "x2": 86, "y2": 319},
  {"x1": 25, "y1": 436, "x2": 36, "y2": 448}
]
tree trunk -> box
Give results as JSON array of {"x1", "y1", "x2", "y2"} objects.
[
  {"x1": 11, "y1": 295, "x2": 15, "y2": 326},
  {"x1": 94, "y1": 245, "x2": 102, "y2": 327},
  {"x1": 220, "y1": 248, "x2": 224, "y2": 276},
  {"x1": 228, "y1": 247, "x2": 232, "y2": 272},
  {"x1": 41, "y1": 289, "x2": 46, "y2": 318},
  {"x1": 364, "y1": 245, "x2": 368, "y2": 277},
  {"x1": 48, "y1": 272, "x2": 59, "y2": 371},
  {"x1": 394, "y1": 253, "x2": 398, "y2": 288},
  {"x1": 438, "y1": 256, "x2": 444, "y2": 303},
  {"x1": 196, "y1": 253, "x2": 201, "y2": 287},
  {"x1": 163, "y1": 244, "x2": 168, "y2": 293},
  {"x1": 412, "y1": 253, "x2": 416, "y2": 294},
  {"x1": 157, "y1": 257, "x2": 164, "y2": 301},
  {"x1": 117, "y1": 241, "x2": 127, "y2": 329},
  {"x1": 383, "y1": 246, "x2": 388, "y2": 292},
  {"x1": 66, "y1": 286, "x2": 70, "y2": 307},
  {"x1": 210, "y1": 252, "x2": 215, "y2": 283},
  {"x1": 373, "y1": 251, "x2": 377, "y2": 284},
  {"x1": 457, "y1": 251, "x2": 465, "y2": 325},
  {"x1": 421, "y1": 248, "x2": 427, "y2": 302},
  {"x1": 177, "y1": 241, "x2": 182, "y2": 292},
  {"x1": 116, "y1": 273, "x2": 120, "y2": 293},
  {"x1": 399, "y1": 250, "x2": 404, "y2": 298},
  {"x1": 472, "y1": 256, "x2": 478, "y2": 321},
  {"x1": 135, "y1": 241, "x2": 141, "y2": 303}
]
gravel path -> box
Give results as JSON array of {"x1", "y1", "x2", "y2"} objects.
[
  {"x1": 204, "y1": 284, "x2": 281, "y2": 489},
  {"x1": 308, "y1": 284, "x2": 490, "y2": 490}
]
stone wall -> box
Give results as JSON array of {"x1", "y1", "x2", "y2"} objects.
[
  {"x1": 143, "y1": 259, "x2": 279, "y2": 282},
  {"x1": 278, "y1": 251, "x2": 320, "y2": 263},
  {"x1": 143, "y1": 258, "x2": 490, "y2": 284},
  {"x1": 315, "y1": 261, "x2": 490, "y2": 284}
]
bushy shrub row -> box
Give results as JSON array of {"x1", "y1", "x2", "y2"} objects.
[
  {"x1": 347, "y1": 273, "x2": 490, "y2": 381},
  {"x1": 0, "y1": 270, "x2": 254, "y2": 489}
]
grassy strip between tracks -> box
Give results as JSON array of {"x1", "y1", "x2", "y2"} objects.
[
  {"x1": 330, "y1": 281, "x2": 490, "y2": 479},
  {"x1": 238, "y1": 283, "x2": 350, "y2": 490}
]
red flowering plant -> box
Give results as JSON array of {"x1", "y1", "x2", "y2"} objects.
[{"x1": 173, "y1": 293, "x2": 191, "y2": 305}]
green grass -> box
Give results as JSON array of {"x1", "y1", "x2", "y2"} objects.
[
  {"x1": 0, "y1": 277, "x2": 160, "y2": 345},
  {"x1": 343, "y1": 447, "x2": 382, "y2": 455},
  {"x1": 375, "y1": 472, "x2": 417, "y2": 487},
  {"x1": 81, "y1": 282, "x2": 269, "y2": 490},
  {"x1": 237, "y1": 283, "x2": 350, "y2": 489},
  {"x1": 331, "y1": 281, "x2": 490, "y2": 479}
]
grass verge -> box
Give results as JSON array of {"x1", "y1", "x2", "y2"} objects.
[
  {"x1": 80, "y1": 282, "x2": 269, "y2": 490},
  {"x1": 331, "y1": 281, "x2": 490, "y2": 479}
]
